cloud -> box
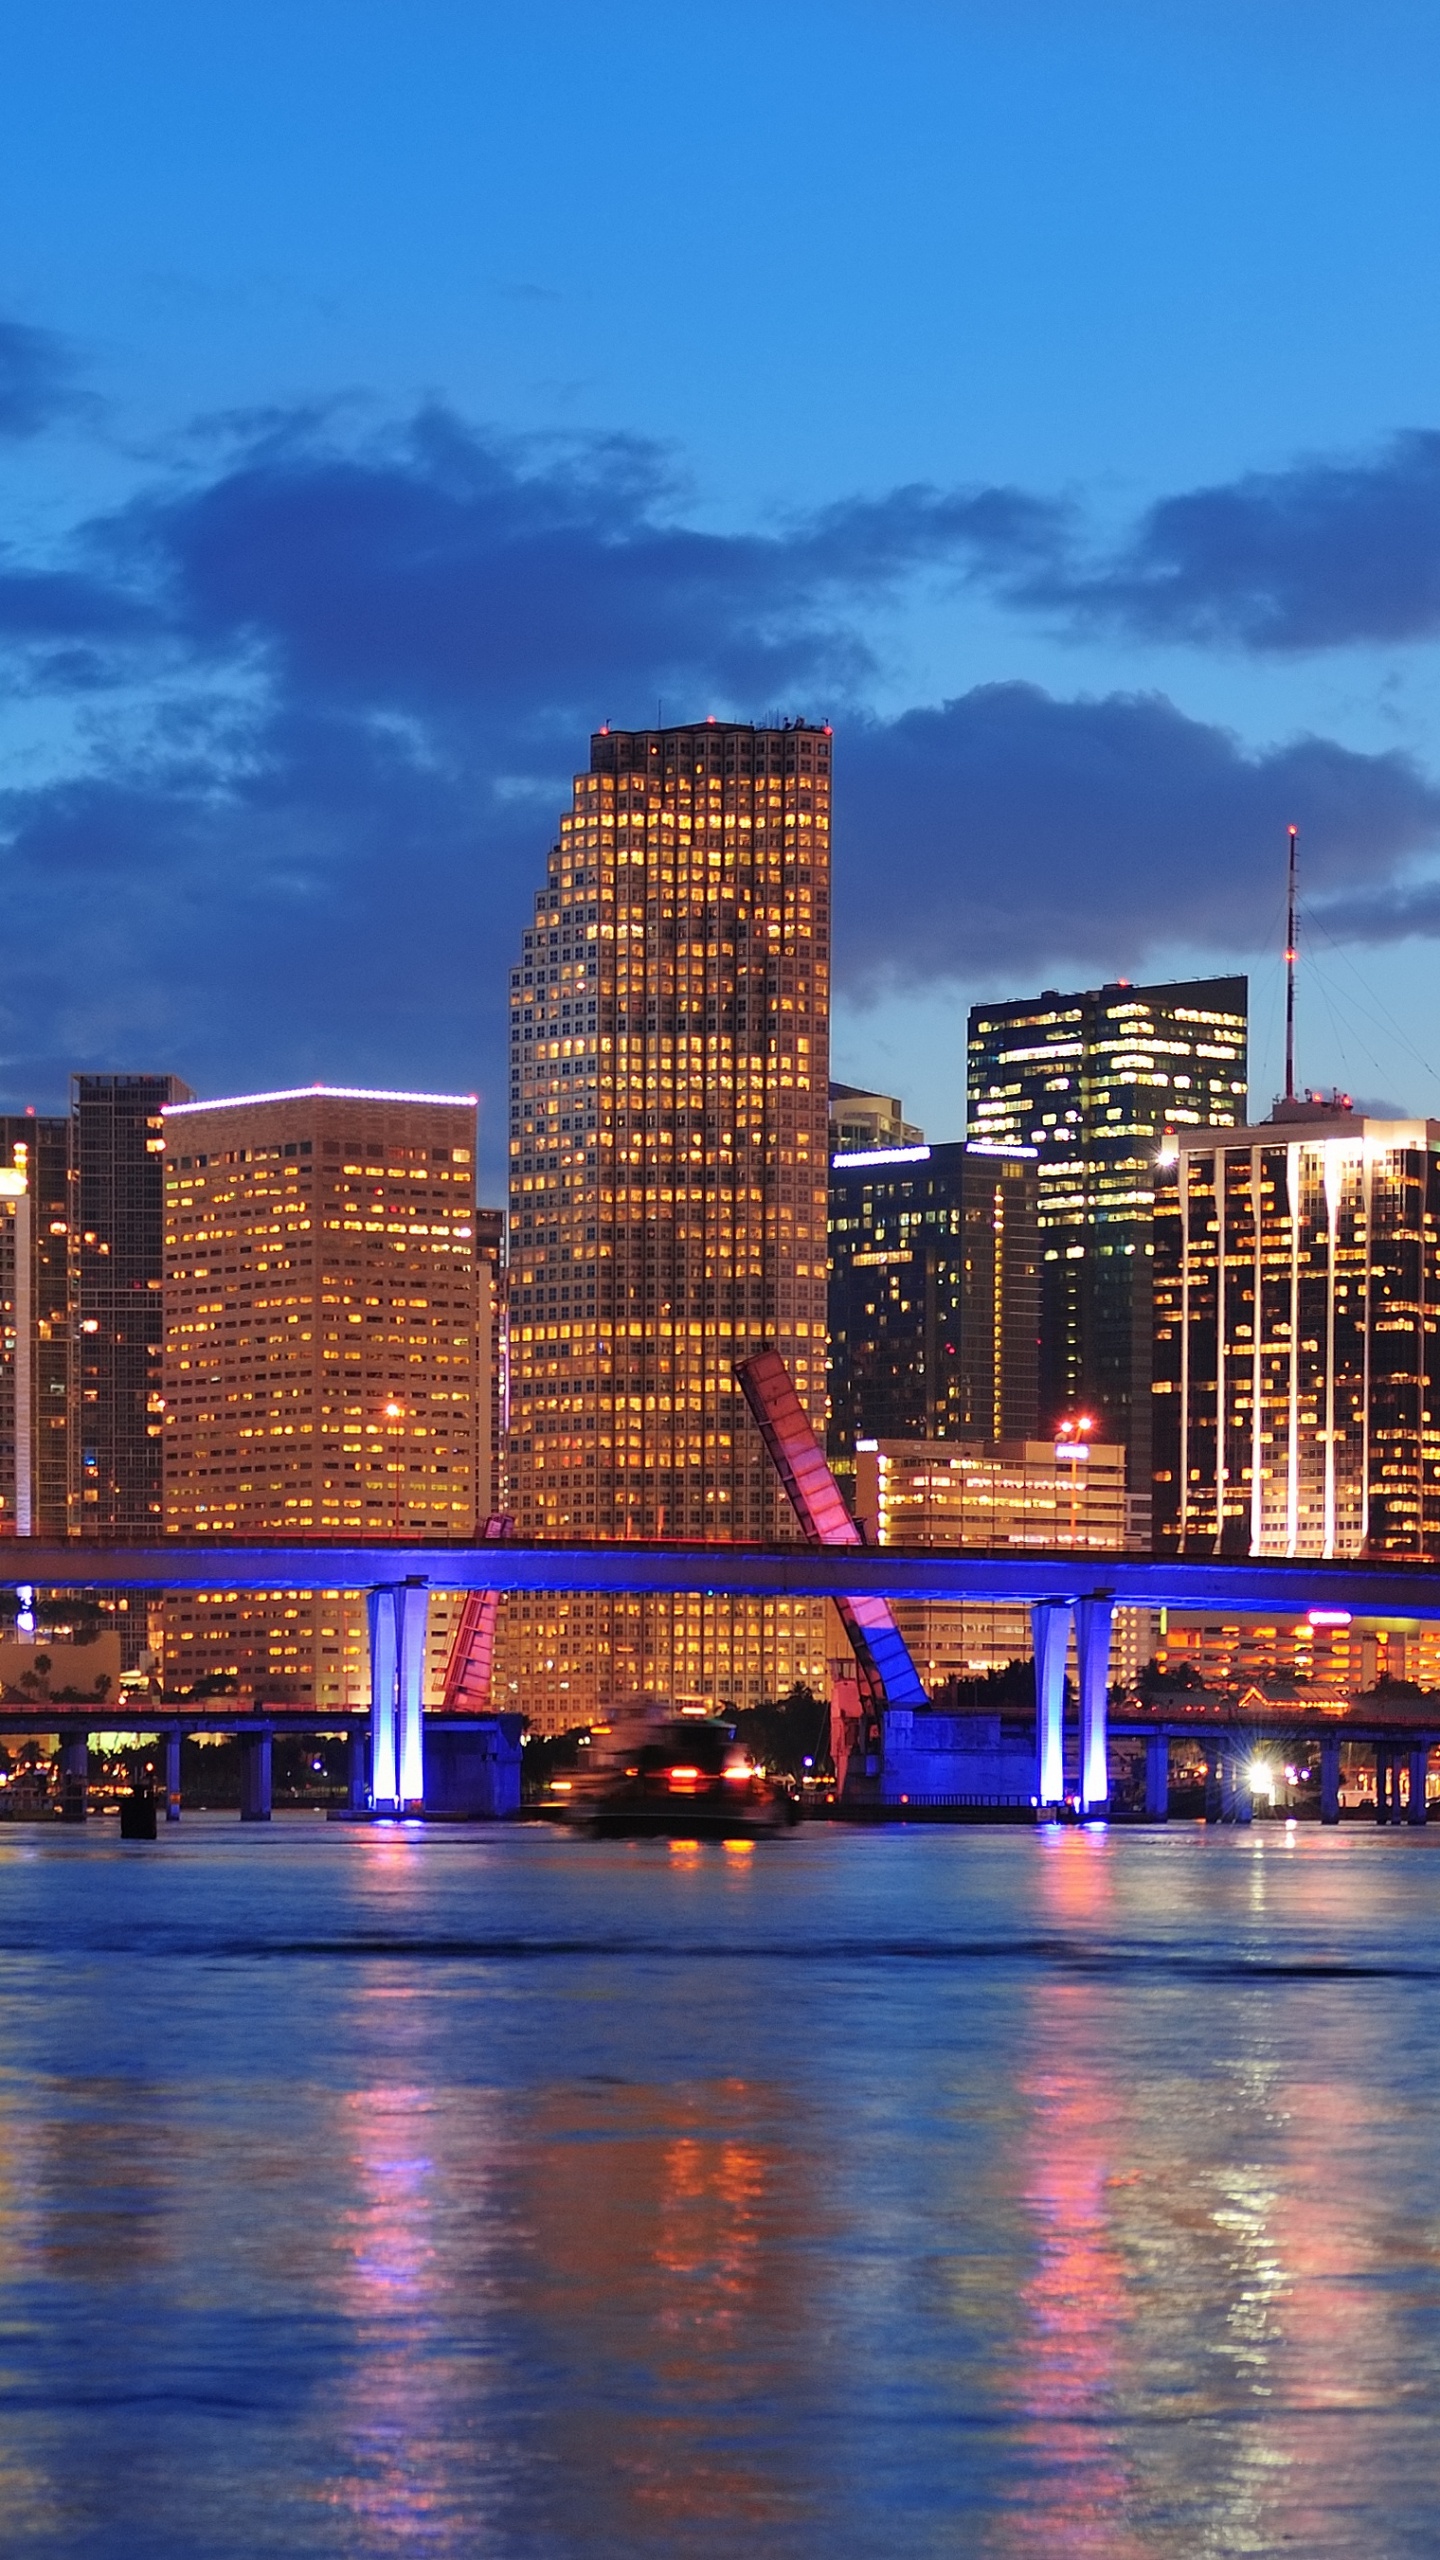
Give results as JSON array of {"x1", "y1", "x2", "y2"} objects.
[
  {"x1": 2, "y1": 402, "x2": 1440, "y2": 1169},
  {"x1": 1038, "y1": 431, "x2": 1440, "y2": 651},
  {"x1": 0, "y1": 318, "x2": 85, "y2": 438},
  {"x1": 835, "y1": 684, "x2": 1440, "y2": 987}
]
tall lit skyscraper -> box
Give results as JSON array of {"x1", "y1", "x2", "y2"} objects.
[
  {"x1": 827, "y1": 1137, "x2": 1039, "y2": 1475},
  {"x1": 160, "y1": 1084, "x2": 487, "y2": 1703},
  {"x1": 71, "y1": 1073, "x2": 193, "y2": 1540},
  {"x1": 0, "y1": 1115, "x2": 71, "y2": 1537},
  {"x1": 502, "y1": 719, "x2": 832, "y2": 1729},
  {"x1": 1154, "y1": 1100, "x2": 1440, "y2": 1559},
  {"x1": 967, "y1": 977, "x2": 1247, "y2": 1511}
]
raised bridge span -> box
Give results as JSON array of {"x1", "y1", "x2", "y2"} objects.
[{"x1": 6, "y1": 1539, "x2": 1439, "y2": 1821}]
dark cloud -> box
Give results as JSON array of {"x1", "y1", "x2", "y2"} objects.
[
  {"x1": 0, "y1": 318, "x2": 85, "y2": 438},
  {"x1": 2, "y1": 405, "x2": 1440, "y2": 1174},
  {"x1": 836, "y1": 684, "x2": 1440, "y2": 987},
  {"x1": 1039, "y1": 432, "x2": 1440, "y2": 650}
]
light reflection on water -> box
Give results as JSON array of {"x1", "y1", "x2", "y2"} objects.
[{"x1": 0, "y1": 1822, "x2": 1437, "y2": 2554}]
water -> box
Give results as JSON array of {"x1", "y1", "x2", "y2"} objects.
[{"x1": 0, "y1": 1817, "x2": 1438, "y2": 2557}]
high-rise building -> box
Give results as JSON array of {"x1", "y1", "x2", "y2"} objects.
[
  {"x1": 1153, "y1": 1099, "x2": 1440, "y2": 1560},
  {"x1": 827, "y1": 1138, "x2": 1039, "y2": 1476},
  {"x1": 967, "y1": 977, "x2": 1248, "y2": 1511},
  {"x1": 0, "y1": 1115, "x2": 71, "y2": 1537},
  {"x1": 501, "y1": 718, "x2": 832, "y2": 1730},
  {"x1": 160, "y1": 1084, "x2": 486, "y2": 1704},
  {"x1": 854, "y1": 1434, "x2": 1146, "y2": 1684},
  {"x1": 71, "y1": 1074, "x2": 193, "y2": 1539},
  {"x1": 829, "y1": 1082, "x2": 924, "y2": 1155},
  {"x1": 475, "y1": 1205, "x2": 509, "y2": 1515}
]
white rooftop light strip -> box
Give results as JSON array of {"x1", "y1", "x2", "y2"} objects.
[
  {"x1": 164, "y1": 1084, "x2": 479, "y2": 1116},
  {"x1": 831, "y1": 1145, "x2": 931, "y2": 1169}
]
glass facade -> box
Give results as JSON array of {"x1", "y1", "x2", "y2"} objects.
[
  {"x1": 501, "y1": 720, "x2": 831, "y2": 1730},
  {"x1": 1154, "y1": 1109, "x2": 1440, "y2": 1560},
  {"x1": 827, "y1": 1141, "x2": 1039, "y2": 1476},
  {"x1": 967, "y1": 976, "x2": 1248, "y2": 1515},
  {"x1": 0, "y1": 1115, "x2": 70, "y2": 1537}
]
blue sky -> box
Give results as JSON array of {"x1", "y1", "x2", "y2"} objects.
[{"x1": 5, "y1": 0, "x2": 1440, "y2": 1180}]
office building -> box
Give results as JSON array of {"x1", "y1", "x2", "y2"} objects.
[
  {"x1": 855, "y1": 1435, "x2": 1147, "y2": 1686},
  {"x1": 160, "y1": 1084, "x2": 487, "y2": 1704},
  {"x1": 501, "y1": 718, "x2": 832, "y2": 1730},
  {"x1": 72, "y1": 1074, "x2": 193, "y2": 1540},
  {"x1": 1154, "y1": 1099, "x2": 1440, "y2": 1561},
  {"x1": 0, "y1": 1115, "x2": 71, "y2": 1537},
  {"x1": 476, "y1": 1205, "x2": 509, "y2": 1515},
  {"x1": 829, "y1": 1082, "x2": 923, "y2": 1155},
  {"x1": 967, "y1": 976, "x2": 1248, "y2": 1513},
  {"x1": 827, "y1": 1138, "x2": 1039, "y2": 1475}
]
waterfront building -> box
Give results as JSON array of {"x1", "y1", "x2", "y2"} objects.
[
  {"x1": 829, "y1": 1082, "x2": 923, "y2": 1155},
  {"x1": 1154, "y1": 1098, "x2": 1440, "y2": 1562},
  {"x1": 827, "y1": 1138, "x2": 1039, "y2": 1476},
  {"x1": 72, "y1": 1074, "x2": 193, "y2": 1540},
  {"x1": 0, "y1": 1115, "x2": 70, "y2": 1537},
  {"x1": 476, "y1": 1205, "x2": 509, "y2": 1515},
  {"x1": 967, "y1": 977, "x2": 1248, "y2": 1517},
  {"x1": 855, "y1": 1433, "x2": 1148, "y2": 1686},
  {"x1": 160, "y1": 1084, "x2": 488, "y2": 1704},
  {"x1": 501, "y1": 718, "x2": 831, "y2": 1730}
]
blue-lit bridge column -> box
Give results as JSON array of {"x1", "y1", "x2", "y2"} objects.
[
  {"x1": 367, "y1": 1588, "x2": 399, "y2": 1809},
  {"x1": 395, "y1": 1582, "x2": 428, "y2": 1808},
  {"x1": 239, "y1": 1726, "x2": 272, "y2": 1822},
  {"x1": 1408, "y1": 1743, "x2": 1429, "y2": 1827},
  {"x1": 58, "y1": 1735, "x2": 88, "y2": 1824},
  {"x1": 1145, "y1": 1733, "x2": 1170, "y2": 1821},
  {"x1": 1031, "y1": 1602, "x2": 1070, "y2": 1809},
  {"x1": 165, "y1": 1726, "x2": 182, "y2": 1824},
  {"x1": 1075, "y1": 1598, "x2": 1113, "y2": 1815}
]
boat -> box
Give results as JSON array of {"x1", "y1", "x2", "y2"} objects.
[{"x1": 560, "y1": 1699, "x2": 799, "y2": 1839}]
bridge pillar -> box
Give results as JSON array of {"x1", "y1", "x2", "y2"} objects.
[
  {"x1": 58, "y1": 1734, "x2": 88, "y2": 1824},
  {"x1": 1320, "y1": 1736, "x2": 1341, "y2": 1826},
  {"x1": 1219, "y1": 1742, "x2": 1238, "y2": 1822},
  {"x1": 1408, "y1": 1744, "x2": 1429, "y2": 1827},
  {"x1": 239, "y1": 1727, "x2": 272, "y2": 1823},
  {"x1": 1204, "y1": 1743, "x2": 1222, "y2": 1823},
  {"x1": 1144, "y1": 1733, "x2": 1170, "y2": 1821},
  {"x1": 367, "y1": 1588, "x2": 400, "y2": 1809},
  {"x1": 1031, "y1": 1602, "x2": 1070, "y2": 1808},
  {"x1": 348, "y1": 1726, "x2": 369, "y2": 1814},
  {"x1": 396, "y1": 1581, "x2": 429, "y2": 1807},
  {"x1": 165, "y1": 1727, "x2": 182, "y2": 1824},
  {"x1": 1075, "y1": 1598, "x2": 1113, "y2": 1814},
  {"x1": 1375, "y1": 1744, "x2": 1392, "y2": 1826}
]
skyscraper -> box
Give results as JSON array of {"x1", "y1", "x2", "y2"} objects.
[
  {"x1": 502, "y1": 719, "x2": 832, "y2": 1729},
  {"x1": 71, "y1": 1074, "x2": 193, "y2": 1540},
  {"x1": 160, "y1": 1084, "x2": 486, "y2": 1703},
  {"x1": 967, "y1": 977, "x2": 1247, "y2": 1512},
  {"x1": 1154, "y1": 1100, "x2": 1440, "y2": 1559},
  {"x1": 827, "y1": 1137, "x2": 1039, "y2": 1475},
  {"x1": 0, "y1": 1114, "x2": 71, "y2": 1537}
]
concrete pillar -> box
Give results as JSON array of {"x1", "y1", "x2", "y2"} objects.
[
  {"x1": 1320, "y1": 1735, "x2": 1341, "y2": 1826},
  {"x1": 58, "y1": 1734, "x2": 88, "y2": 1824},
  {"x1": 1219, "y1": 1742, "x2": 1238, "y2": 1823},
  {"x1": 1204, "y1": 1743, "x2": 1222, "y2": 1824},
  {"x1": 1408, "y1": 1744, "x2": 1429, "y2": 1827},
  {"x1": 348, "y1": 1726, "x2": 369, "y2": 1814},
  {"x1": 1031, "y1": 1601, "x2": 1070, "y2": 1807},
  {"x1": 395, "y1": 1580, "x2": 429, "y2": 1808},
  {"x1": 165, "y1": 1727, "x2": 182, "y2": 1824},
  {"x1": 367, "y1": 1587, "x2": 399, "y2": 1808},
  {"x1": 1145, "y1": 1733, "x2": 1170, "y2": 1821},
  {"x1": 1075, "y1": 1597, "x2": 1113, "y2": 1814},
  {"x1": 1375, "y1": 1743, "x2": 1391, "y2": 1826},
  {"x1": 239, "y1": 1727, "x2": 272, "y2": 1823}
]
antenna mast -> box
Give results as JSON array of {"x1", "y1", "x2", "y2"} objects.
[{"x1": 1284, "y1": 824, "x2": 1299, "y2": 1104}]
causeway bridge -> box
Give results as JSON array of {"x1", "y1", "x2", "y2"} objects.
[{"x1": 3, "y1": 1537, "x2": 1440, "y2": 1823}]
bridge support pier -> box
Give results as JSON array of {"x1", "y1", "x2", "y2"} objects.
[
  {"x1": 58, "y1": 1735, "x2": 88, "y2": 1824},
  {"x1": 1219, "y1": 1743, "x2": 1238, "y2": 1823},
  {"x1": 239, "y1": 1727, "x2": 272, "y2": 1823},
  {"x1": 1408, "y1": 1744, "x2": 1429, "y2": 1826},
  {"x1": 165, "y1": 1727, "x2": 181, "y2": 1824},
  {"x1": 348, "y1": 1727, "x2": 369, "y2": 1814},
  {"x1": 1032, "y1": 1602, "x2": 1069, "y2": 1808},
  {"x1": 367, "y1": 1582, "x2": 430, "y2": 1812},
  {"x1": 1320, "y1": 1736, "x2": 1341, "y2": 1826},
  {"x1": 1375, "y1": 1744, "x2": 1393, "y2": 1826},
  {"x1": 1076, "y1": 1598, "x2": 1113, "y2": 1815},
  {"x1": 1144, "y1": 1734, "x2": 1170, "y2": 1821}
]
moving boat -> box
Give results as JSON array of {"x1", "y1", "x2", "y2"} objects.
[{"x1": 562, "y1": 1699, "x2": 798, "y2": 1839}]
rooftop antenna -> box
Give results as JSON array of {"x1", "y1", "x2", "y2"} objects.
[{"x1": 1284, "y1": 824, "x2": 1299, "y2": 1104}]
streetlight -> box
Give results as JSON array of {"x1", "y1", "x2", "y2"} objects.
[{"x1": 1055, "y1": 1411, "x2": 1095, "y2": 1545}]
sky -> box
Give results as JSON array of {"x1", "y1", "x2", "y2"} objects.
[{"x1": 5, "y1": 0, "x2": 1440, "y2": 1183}]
